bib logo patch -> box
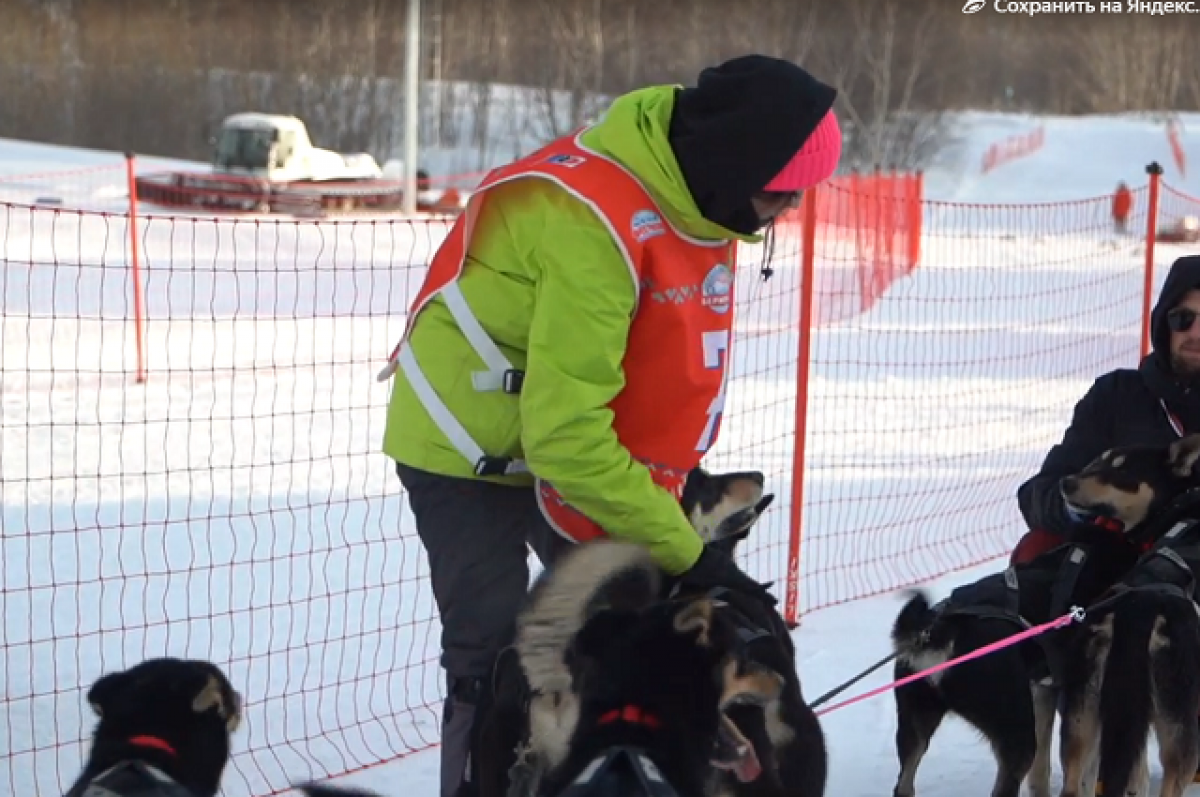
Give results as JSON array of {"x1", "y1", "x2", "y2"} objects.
[
  {"x1": 543, "y1": 153, "x2": 586, "y2": 168},
  {"x1": 631, "y1": 209, "x2": 665, "y2": 243},
  {"x1": 701, "y1": 263, "x2": 733, "y2": 314}
]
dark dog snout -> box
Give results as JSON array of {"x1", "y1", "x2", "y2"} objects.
[{"x1": 1061, "y1": 475, "x2": 1079, "y2": 495}]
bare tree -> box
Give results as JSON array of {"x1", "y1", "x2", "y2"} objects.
[
  {"x1": 813, "y1": 0, "x2": 950, "y2": 171},
  {"x1": 5, "y1": 0, "x2": 1200, "y2": 163},
  {"x1": 1066, "y1": 15, "x2": 1193, "y2": 113},
  {"x1": 528, "y1": 0, "x2": 610, "y2": 140}
]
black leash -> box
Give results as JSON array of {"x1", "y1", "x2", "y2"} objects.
[
  {"x1": 807, "y1": 509, "x2": 1200, "y2": 716},
  {"x1": 805, "y1": 583, "x2": 1147, "y2": 713},
  {"x1": 807, "y1": 651, "x2": 898, "y2": 710}
]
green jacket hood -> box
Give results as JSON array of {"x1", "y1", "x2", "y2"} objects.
[{"x1": 578, "y1": 86, "x2": 761, "y2": 244}]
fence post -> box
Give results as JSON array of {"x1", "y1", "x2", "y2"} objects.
[
  {"x1": 124, "y1": 152, "x2": 147, "y2": 383},
  {"x1": 785, "y1": 187, "x2": 819, "y2": 629},
  {"x1": 1140, "y1": 162, "x2": 1163, "y2": 361}
]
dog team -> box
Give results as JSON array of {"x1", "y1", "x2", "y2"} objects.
[
  {"x1": 52, "y1": 48, "x2": 1200, "y2": 797},
  {"x1": 65, "y1": 433, "x2": 1200, "y2": 797}
]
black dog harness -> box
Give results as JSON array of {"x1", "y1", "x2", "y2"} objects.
[
  {"x1": 696, "y1": 585, "x2": 775, "y2": 647},
  {"x1": 934, "y1": 545, "x2": 1087, "y2": 629},
  {"x1": 927, "y1": 555, "x2": 1075, "y2": 685},
  {"x1": 64, "y1": 760, "x2": 195, "y2": 797},
  {"x1": 1107, "y1": 514, "x2": 1200, "y2": 601},
  {"x1": 926, "y1": 492, "x2": 1200, "y2": 686}
]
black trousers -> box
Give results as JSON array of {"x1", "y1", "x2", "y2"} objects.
[{"x1": 396, "y1": 461, "x2": 572, "y2": 797}]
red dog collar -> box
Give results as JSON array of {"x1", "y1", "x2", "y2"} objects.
[
  {"x1": 597, "y1": 705, "x2": 661, "y2": 730},
  {"x1": 128, "y1": 736, "x2": 177, "y2": 757}
]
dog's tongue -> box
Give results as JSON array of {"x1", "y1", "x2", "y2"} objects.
[
  {"x1": 714, "y1": 715, "x2": 763, "y2": 783},
  {"x1": 730, "y1": 746, "x2": 762, "y2": 782}
]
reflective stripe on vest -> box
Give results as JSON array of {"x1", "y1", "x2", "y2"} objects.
[
  {"x1": 378, "y1": 130, "x2": 735, "y2": 541},
  {"x1": 377, "y1": 163, "x2": 642, "y2": 478}
]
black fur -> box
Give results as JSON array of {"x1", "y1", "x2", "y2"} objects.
[
  {"x1": 1053, "y1": 434, "x2": 1200, "y2": 795},
  {"x1": 888, "y1": 532, "x2": 1146, "y2": 797},
  {"x1": 294, "y1": 785, "x2": 385, "y2": 797},
  {"x1": 1059, "y1": 434, "x2": 1200, "y2": 535},
  {"x1": 64, "y1": 657, "x2": 243, "y2": 797},
  {"x1": 890, "y1": 592, "x2": 1053, "y2": 797},
  {"x1": 704, "y1": 582, "x2": 825, "y2": 797},
  {"x1": 890, "y1": 434, "x2": 1200, "y2": 797},
  {"x1": 295, "y1": 563, "x2": 764, "y2": 797},
  {"x1": 477, "y1": 466, "x2": 825, "y2": 797},
  {"x1": 1055, "y1": 589, "x2": 1200, "y2": 797},
  {"x1": 535, "y1": 599, "x2": 748, "y2": 797}
]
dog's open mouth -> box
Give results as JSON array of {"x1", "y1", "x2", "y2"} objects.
[
  {"x1": 711, "y1": 679, "x2": 778, "y2": 783},
  {"x1": 712, "y1": 714, "x2": 763, "y2": 782}
]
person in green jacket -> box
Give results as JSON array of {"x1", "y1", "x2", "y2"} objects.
[{"x1": 382, "y1": 54, "x2": 842, "y2": 797}]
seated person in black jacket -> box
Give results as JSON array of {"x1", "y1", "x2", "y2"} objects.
[{"x1": 1014, "y1": 254, "x2": 1200, "y2": 565}]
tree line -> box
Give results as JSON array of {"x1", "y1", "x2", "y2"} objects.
[{"x1": 2, "y1": 0, "x2": 1198, "y2": 171}]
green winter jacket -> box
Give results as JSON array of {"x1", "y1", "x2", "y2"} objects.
[{"x1": 381, "y1": 85, "x2": 761, "y2": 575}]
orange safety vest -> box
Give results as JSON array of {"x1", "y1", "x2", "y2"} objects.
[{"x1": 378, "y1": 130, "x2": 737, "y2": 543}]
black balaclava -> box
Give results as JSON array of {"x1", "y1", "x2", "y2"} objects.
[{"x1": 667, "y1": 55, "x2": 837, "y2": 236}]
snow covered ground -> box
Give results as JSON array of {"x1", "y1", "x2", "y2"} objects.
[{"x1": 3, "y1": 108, "x2": 1200, "y2": 796}]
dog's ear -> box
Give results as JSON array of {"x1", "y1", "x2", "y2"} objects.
[
  {"x1": 191, "y1": 670, "x2": 242, "y2": 733},
  {"x1": 1169, "y1": 434, "x2": 1200, "y2": 478},
  {"x1": 87, "y1": 670, "x2": 131, "y2": 718},
  {"x1": 673, "y1": 598, "x2": 716, "y2": 646}
]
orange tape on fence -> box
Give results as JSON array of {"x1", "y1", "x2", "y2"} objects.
[
  {"x1": 1167, "y1": 119, "x2": 1187, "y2": 179},
  {"x1": 981, "y1": 126, "x2": 1045, "y2": 174}
]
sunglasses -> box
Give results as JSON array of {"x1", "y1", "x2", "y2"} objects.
[{"x1": 1168, "y1": 307, "x2": 1199, "y2": 332}]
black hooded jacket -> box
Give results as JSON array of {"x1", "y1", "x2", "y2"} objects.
[
  {"x1": 667, "y1": 55, "x2": 837, "y2": 235},
  {"x1": 1017, "y1": 255, "x2": 1200, "y2": 536}
]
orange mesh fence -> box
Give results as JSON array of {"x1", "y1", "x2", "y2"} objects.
[
  {"x1": 1, "y1": 206, "x2": 450, "y2": 795},
  {"x1": 793, "y1": 183, "x2": 1151, "y2": 613},
  {"x1": 700, "y1": 171, "x2": 923, "y2": 606},
  {"x1": 0, "y1": 161, "x2": 1172, "y2": 795},
  {"x1": 1156, "y1": 182, "x2": 1200, "y2": 242},
  {"x1": 980, "y1": 125, "x2": 1046, "y2": 174},
  {"x1": 1166, "y1": 118, "x2": 1187, "y2": 179},
  {"x1": 773, "y1": 171, "x2": 922, "y2": 325}
]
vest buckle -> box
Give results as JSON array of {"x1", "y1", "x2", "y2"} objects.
[
  {"x1": 475, "y1": 456, "x2": 517, "y2": 477},
  {"x1": 502, "y1": 369, "x2": 525, "y2": 394}
]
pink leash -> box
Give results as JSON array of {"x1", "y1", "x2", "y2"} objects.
[{"x1": 813, "y1": 607, "x2": 1084, "y2": 717}]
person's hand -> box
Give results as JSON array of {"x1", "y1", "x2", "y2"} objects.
[{"x1": 675, "y1": 547, "x2": 778, "y2": 608}]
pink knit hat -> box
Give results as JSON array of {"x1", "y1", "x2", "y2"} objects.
[{"x1": 762, "y1": 109, "x2": 842, "y2": 192}]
